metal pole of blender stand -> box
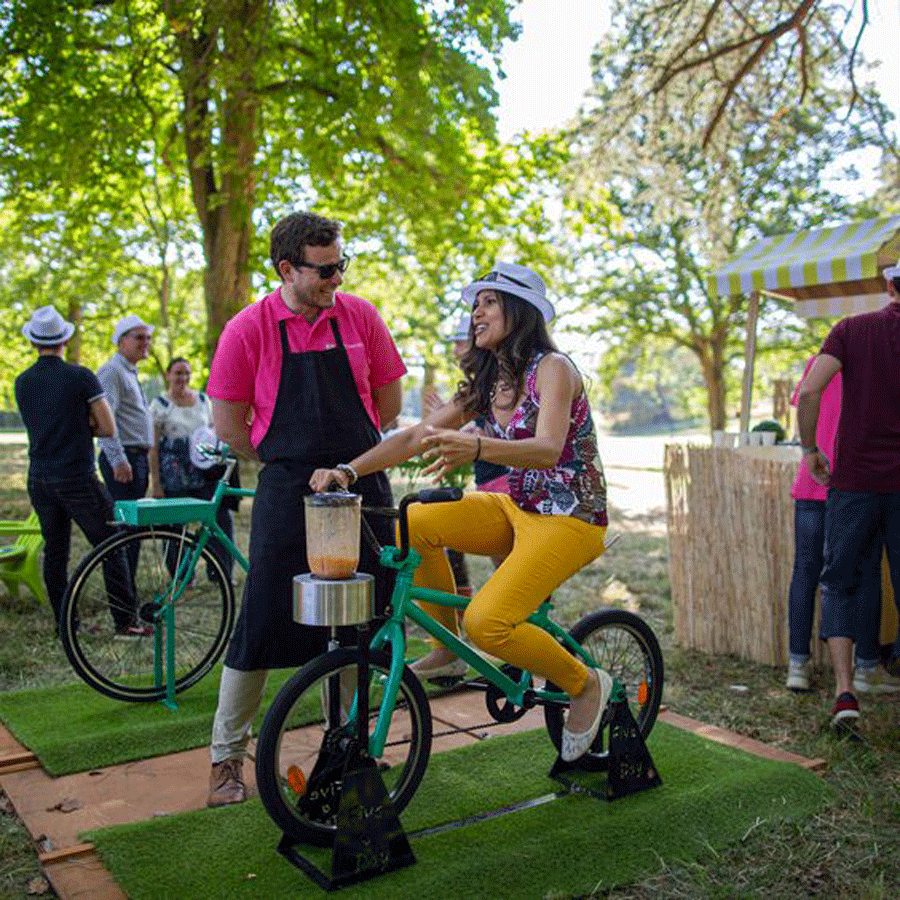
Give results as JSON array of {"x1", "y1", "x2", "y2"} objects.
[
  {"x1": 328, "y1": 626, "x2": 339, "y2": 651},
  {"x1": 355, "y1": 622, "x2": 370, "y2": 754}
]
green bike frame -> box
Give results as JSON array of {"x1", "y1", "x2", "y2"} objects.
[
  {"x1": 113, "y1": 467, "x2": 254, "y2": 709},
  {"x1": 364, "y1": 544, "x2": 595, "y2": 758}
]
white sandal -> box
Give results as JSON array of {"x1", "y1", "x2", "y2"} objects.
[{"x1": 561, "y1": 668, "x2": 612, "y2": 761}]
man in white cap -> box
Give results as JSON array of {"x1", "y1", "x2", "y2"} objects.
[
  {"x1": 797, "y1": 262, "x2": 900, "y2": 733},
  {"x1": 97, "y1": 315, "x2": 154, "y2": 506},
  {"x1": 96, "y1": 315, "x2": 154, "y2": 613},
  {"x1": 14, "y1": 306, "x2": 134, "y2": 634}
]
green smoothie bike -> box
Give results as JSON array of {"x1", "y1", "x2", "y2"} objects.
[
  {"x1": 255, "y1": 488, "x2": 664, "y2": 848},
  {"x1": 58, "y1": 452, "x2": 254, "y2": 708}
]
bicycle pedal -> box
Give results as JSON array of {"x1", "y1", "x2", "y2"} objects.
[{"x1": 426, "y1": 674, "x2": 465, "y2": 687}]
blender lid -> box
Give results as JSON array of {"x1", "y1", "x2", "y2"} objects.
[{"x1": 305, "y1": 491, "x2": 361, "y2": 506}]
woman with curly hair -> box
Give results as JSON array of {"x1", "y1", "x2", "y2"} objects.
[{"x1": 311, "y1": 262, "x2": 611, "y2": 762}]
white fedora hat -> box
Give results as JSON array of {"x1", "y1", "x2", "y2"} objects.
[
  {"x1": 22, "y1": 305, "x2": 76, "y2": 346},
  {"x1": 461, "y1": 261, "x2": 555, "y2": 322},
  {"x1": 112, "y1": 314, "x2": 154, "y2": 346}
]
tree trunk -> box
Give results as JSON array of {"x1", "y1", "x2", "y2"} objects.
[
  {"x1": 66, "y1": 301, "x2": 82, "y2": 364},
  {"x1": 203, "y1": 6, "x2": 259, "y2": 359},
  {"x1": 697, "y1": 341, "x2": 727, "y2": 431},
  {"x1": 168, "y1": 0, "x2": 261, "y2": 364}
]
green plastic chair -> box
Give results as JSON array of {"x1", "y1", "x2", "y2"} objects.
[{"x1": 0, "y1": 511, "x2": 47, "y2": 604}]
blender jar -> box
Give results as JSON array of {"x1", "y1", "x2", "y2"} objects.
[{"x1": 304, "y1": 492, "x2": 362, "y2": 580}]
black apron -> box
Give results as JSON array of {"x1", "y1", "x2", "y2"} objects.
[{"x1": 225, "y1": 316, "x2": 395, "y2": 670}]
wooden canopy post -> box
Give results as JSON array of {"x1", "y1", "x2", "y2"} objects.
[{"x1": 739, "y1": 291, "x2": 760, "y2": 434}]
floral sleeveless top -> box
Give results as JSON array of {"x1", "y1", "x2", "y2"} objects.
[{"x1": 483, "y1": 353, "x2": 607, "y2": 526}]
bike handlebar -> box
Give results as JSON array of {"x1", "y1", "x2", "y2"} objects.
[
  {"x1": 358, "y1": 488, "x2": 463, "y2": 561},
  {"x1": 396, "y1": 487, "x2": 463, "y2": 561}
]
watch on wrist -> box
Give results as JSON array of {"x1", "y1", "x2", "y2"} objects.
[
  {"x1": 801, "y1": 445, "x2": 819, "y2": 456},
  {"x1": 336, "y1": 463, "x2": 358, "y2": 485}
]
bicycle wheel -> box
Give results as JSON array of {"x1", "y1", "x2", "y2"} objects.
[
  {"x1": 60, "y1": 527, "x2": 235, "y2": 702},
  {"x1": 544, "y1": 608, "x2": 664, "y2": 769},
  {"x1": 255, "y1": 647, "x2": 432, "y2": 847}
]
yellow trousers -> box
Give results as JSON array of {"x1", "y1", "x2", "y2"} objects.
[{"x1": 408, "y1": 492, "x2": 606, "y2": 697}]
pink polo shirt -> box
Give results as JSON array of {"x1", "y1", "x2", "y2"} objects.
[
  {"x1": 208, "y1": 287, "x2": 406, "y2": 449},
  {"x1": 790, "y1": 355, "x2": 841, "y2": 502}
]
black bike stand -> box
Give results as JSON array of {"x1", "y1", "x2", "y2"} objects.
[
  {"x1": 277, "y1": 751, "x2": 416, "y2": 891},
  {"x1": 276, "y1": 632, "x2": 416, "y2": 891},
  {"x1": 549, "y1": 682, "x2": 662, "y2": 801}
]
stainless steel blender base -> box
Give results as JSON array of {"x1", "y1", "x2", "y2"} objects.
[{"x1": 293, "y1": 572, "x2": 374, "y2": 626}]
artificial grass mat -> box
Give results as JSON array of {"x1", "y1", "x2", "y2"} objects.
[
  {"x1": 88, "y1": 722, "x2": 834, "y2": 900},
  {"x1": 0, "y1": 665, "x2": 293, "y2": 776},
  {"x1": 0, "y1": 638, "x2": 432, "y2": 776}
]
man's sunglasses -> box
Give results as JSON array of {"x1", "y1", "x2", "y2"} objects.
[{"x1": 292, "y1": 256, "x2": 350, "y2": 280}]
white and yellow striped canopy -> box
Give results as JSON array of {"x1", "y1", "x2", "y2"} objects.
[{"x1": 709, "y1": 216, "x2": 900, "y2": 318}]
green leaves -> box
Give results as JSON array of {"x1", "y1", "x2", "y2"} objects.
[
  {"x1": 0, "y1": 0, "x2": 533, "y2": 386},
  {"x1": 560, "y1": 0, "x2": 893, "y2": 429}
]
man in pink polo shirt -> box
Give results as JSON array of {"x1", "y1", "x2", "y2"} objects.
[{"x1": 205, "y1": 211, "x2": 406, "y2": 806}]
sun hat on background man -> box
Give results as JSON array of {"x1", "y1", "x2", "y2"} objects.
[
  {"x1": 449, "y1": 312, "x2": 471, "y2": 343},
  {"x1": 21, "y1": 305, "x2": 76, "y2": 346},
  {"x1": 111, "y1": 314, "x2": 154, "y2": 347}
]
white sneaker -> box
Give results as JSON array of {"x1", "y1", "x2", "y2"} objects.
[
  {"x1": 853, "y1": 664, "x2": 900, "y2": 694},
  {"x1": 409, "y1": 656, "x2": 468, "y2": 681},
  {"x1": 785, "y1": 660, "x2": 810, "y2": 692},
  {"x1": 561, "y1": 668, "x2": 613, "y2": 762}
]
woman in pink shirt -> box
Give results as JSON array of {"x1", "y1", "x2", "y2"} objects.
[{"x1": 787, "y1": 356, "x2": 887, "y2": 692}]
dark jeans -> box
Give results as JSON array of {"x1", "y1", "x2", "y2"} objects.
[
  {"x1": 789, "y1": 499, "x2": 883, "y2": 661},
  {"x1": 27, "y1": 473, "x2": 133, "y2": 627},
  {"x1": 98, "y1": 448, "x2": 149, "y2": 594},
  {"x1": 820, "y1": 488, "x2": 900, "y2": 660}
]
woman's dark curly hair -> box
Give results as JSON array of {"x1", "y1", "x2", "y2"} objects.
[{"x1": 454, "y1": 290, "x2": 558, "y2": 417}]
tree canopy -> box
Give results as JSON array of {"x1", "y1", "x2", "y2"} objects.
[
  {"x1": 0, "y1": 0, "x2": 535, "y2": 379},
  {"x1": 593, "y1": 0, "x2": 893, "y2": 154},
  {"x1": 561, "y1": 0, "x2": 895, "y2": 430}
]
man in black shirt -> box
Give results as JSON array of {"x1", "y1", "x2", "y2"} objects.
[{"x1": 15, "y1": 306, "x2": 136, "y2": 634}]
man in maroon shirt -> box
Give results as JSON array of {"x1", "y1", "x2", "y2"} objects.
[{"x1": 797, "y1": 262, "x2": 900, "y2": 732}]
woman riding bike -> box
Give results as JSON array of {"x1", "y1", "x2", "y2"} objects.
[{"x1": 311, "y1": 262, "x2": 611, "y2": 763}]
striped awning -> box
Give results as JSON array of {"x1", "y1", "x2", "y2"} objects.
[{"x1": 708, "y1": 216, "x2": 900, "y2": 317}]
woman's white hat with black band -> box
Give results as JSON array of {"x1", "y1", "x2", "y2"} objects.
[{"x1": 462, "y1": 261, "x2": 555, "y2": 322}]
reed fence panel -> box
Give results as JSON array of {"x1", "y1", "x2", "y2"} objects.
[{"x1": 664, "y1": 444, "x2": 826, "y2": 667}]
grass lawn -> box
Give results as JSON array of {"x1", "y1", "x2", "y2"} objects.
[{"x1": 2, "y1": 441, "x2": 900, "y2": 899}]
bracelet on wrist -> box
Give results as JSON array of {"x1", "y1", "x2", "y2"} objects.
[
  {"x1": 473, "y1": 435, "x2": 481, "y2": 462},
  {"x1": 801, "y1": 445, "x2": 819, "y2": 456},
  {"x1": 336, "y1": 463, "x2": 358, "y2": 485}
]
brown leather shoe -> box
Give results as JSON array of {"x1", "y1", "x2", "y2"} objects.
[{"x1": 207, "y1": 758, "x2": 245, "y2": 807}]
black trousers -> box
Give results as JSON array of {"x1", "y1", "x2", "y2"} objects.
[
  {"x1": 98, "y1": 448, "x2": 149, "y2": 594},
  {"x1": 27, "y1": 473, "x2": 132, "y2": 627}
]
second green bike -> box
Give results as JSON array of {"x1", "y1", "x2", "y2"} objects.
[{"x1": 59, "y1": 453, "x2": 253, "y2": 705}]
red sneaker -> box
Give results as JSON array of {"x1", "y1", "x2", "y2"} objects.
[
  {"x1": 114, "y1": 622, "x2": 153, "y2": 640},
  {"x1": 830, "y1": 692, "x2": 860, "y2": 734}
]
